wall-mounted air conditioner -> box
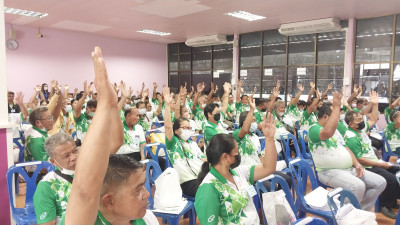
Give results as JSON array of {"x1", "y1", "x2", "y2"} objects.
[
  {"x1": 185, "y1": 35, "x2": 227, "y2": 47},
  {"x1": 278, "y1": 18, "x2": 342, "y2": 36}
]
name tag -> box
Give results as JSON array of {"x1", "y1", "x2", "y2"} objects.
[
  {"x1": 11, "y1": 109, "x2": 15, "y2": 113},
  {"x1": 246, "y1": 185, "x2": 257, "y2": 197},
  {"x1": 69, "y1": 125, "x2": 74, "y2": 130}
]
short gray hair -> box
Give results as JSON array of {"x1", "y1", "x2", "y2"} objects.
[
  {"x1": 29, "y1": 107, "x2": 48, "y2": 125},
  {"x1": 274, "y1": 100, "x2": 285, "y2": 109},
  {"x1": 44, "y1": 133, "x2": 74, "y2": 158}
]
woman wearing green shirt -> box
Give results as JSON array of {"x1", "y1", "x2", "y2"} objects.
[
  {"x1": 384, "y1": 110, "x2": 400, "y2": 154},
  {"x1": 195, "y1": 113, "x2": 277, "y2": 225}
]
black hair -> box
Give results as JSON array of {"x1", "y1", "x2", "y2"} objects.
[
  {"x1": 197, "y1": 134, "x2": 236, "y2": 184},
  {"x1": 211, "y1": 94, "x2": 219, "y2": 99},
  {"x1": 204, "y1": 103, "x2": 219, "y2": 120},
  {"x1": 71, "y1": 99, "x2": 77, "y2": 106},
  {"x1": 275, "y1": 96, "x2": 282, "y2": 101},
  {"x1": 173, "y1": 117, "x2": 190, "y2": 137},
  {"x1": 136, "y1": 101, "x2": 145, "y2": 109},
  {"x1": 87, "y1": 100, "x2": 97, "y2": 109},
  {"x1": 356, "y1": 99, "x2": 364, "y2": 105},
  {"x1": 317, "y1": 103, "x2": 332, "y2": 119},
  {"x1": 256, "y1": 98, "x2": 267, "y2": 107},
  {"x1": 124, "y1": 107, "x2": 134, "y2": 118},
  {"x1": 345, "y1": 111, "x2": 358, "y2": 125},
  {"x1": 239, "y1": 111, "x2": 249, "y2": 128},
  {"x1": 41, "y1": 83, "x2": 49, "y2": 93},
  {"x1": 75, "y1": 93, "x2": 83, "y2": 101},
  {"x1": 240, "y1": 95, "x2": 248, "y2": 100},
  {"x1": 297, "y1": 100, "x2": 307, "y2": 107},
  {"x1": 40, "y1": 99, "x2": 49, "y2": 105},
  {"x1": 8, "y1": 91, "x2": 14, "y2": 95},
  {"x1": 101, "y1": 154, "x2": 144, "y2": 196},
  {"x1": 29, "y1": 106, "x2": 48, "y2": 126}
]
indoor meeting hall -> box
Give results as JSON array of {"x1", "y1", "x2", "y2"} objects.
[{"x1": 1, "y1": 0, "x2": 400, "y2": 224}]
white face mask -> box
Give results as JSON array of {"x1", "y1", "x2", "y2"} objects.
[
  {"x1": 54, "y1": 159, "x2": 75, "y2": 175},
  {"x1": 362, "y1": 105, "x2": 367, "y2": 110},
  {"x1": 180, "y1": 129, "x2": 194, "y2": 141},
  {"x1": 125, "y1": 104, "x2": 131, "y2": 110},
  {"x1": 277, "y1": 112, "x2": 284, "y2": 117},
  {"x1": 214, "y1": 101, "x2": 221, "y2": 106},
  {"x1": 138, "y1": 108, "x2": 147, "y2": 115},
  {"x1": 339, "y1": 114, "x2": 345, "y2": 121},
  {"x1": 351, "y1": 103, "x2": 357, "y2": 108},
  {"x1": 299, "y1": 109, "x2": 304, "y2": 113},
  {"x1": 201, "y1": 103, "x2": 207, "y2": 108},
  {"x1": 249, "y1": 122, "x2": 258, "y2": 133},
  {"x1": 134, "y1": 99, "x2": 140, "y2": 104},
  {"x1": 38, "y1": 121, "x2": 48, "y2": 132},
  {"x1": 65, "y1": 105, "x2": 72, "y2": 113}
]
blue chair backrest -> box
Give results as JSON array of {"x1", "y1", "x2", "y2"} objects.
[
  {"x1": 6, "y1": 161, "x2": 54, "y2": 215},
  {"x1": 13, "y1": 138, "x2": 25, "y2": 163},
  {"x1": 143, "y1": 143, "x2": 171, "y2": 169},
  {"x1": 297, "y1": 130, "x2": 312, "y2": 160},
  {"x1": 293, "y1": 217, "x2": 328, "y2": 225},
  {"x1": 254, "y1": 129, "x2": 263, "y2": 137},
  {"x1": 255, "y1": 174, "x2": 297, "y2": 224},
  {"x1": 71, "y1": 131, "x2": 77, "y2": 141},
  {"x1": 288, "y1": 159, "x2": 320, "y2": 204},
  {"x1": 379, "y1": 132, "x2": 398, "y2": 161},
  {"x1": 327, "y1": 188, "x2": 361, "y2": 216},
  {"x1": 189, "y1": 134, "x2": 204, "y2": 145},
  {"x1": 258, "y1": 136, "x2": 265, "y2": 151},
  {"x1": 141, "y1": 159, "x2": 162, "y2": 209},
  {"x1": 233, "y1": 123, "x2": 239, "y2": 130},
  {"x1": 280, "y1": 134, "x2": 302, "y2": 164}
]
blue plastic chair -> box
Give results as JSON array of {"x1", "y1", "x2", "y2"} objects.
[
  {"x1": 380, "y1": 132, "x2": 400, "y2": 162},
  {"x1": 255, "y1": 174, "x2": 297, "y2": 224},
  {"x1": 141, "y1": 159, "x2": 196, "y2": 225},
  {"x1": 327, "y1": 188, "x2": 361, "y2": 215},
  {"x1": 6, "y1": 161, "x2": 54, "y2": 225},
  {"x1": 143, "y1": 143, "x2": 172, "y2": 170},
  {"x1": 145, "y1": 129, "x2": 162, "y2": 144},
  {"x1": 13, "y1": 138, "x2": 25, "y2": 195},
  {"x1": 153, "y1": 121, "x2": 164, "y2": 128},
  {"x1": 297, "y1": 130, "x2": 313, "y2": 160},
  {"x1": 233, "y1": 123, "x2": 239, "y2": 130},
  {"x1": 280, "y1": 134, "x2": 303, "y2": 165},
  {"x1": 71, "y1": 131, "x2": 77, "y2": 141},
  {"x1": 189, "y1": 134, "x2": 204, "y2": 146},
  {"x1": 288, "y1": 159, "x2": 336, "y2": 225},
  {"x1": 396, "y1": 209, "x2": 400, "y2": 225},
  {"x1": 293, "y1": 217, "x2": 328, "y2": 225}
]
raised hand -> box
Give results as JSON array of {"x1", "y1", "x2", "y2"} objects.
[
  {"x1": 35, "y1": 85, "x2": 41, "y2": 93},
  {"x1": 88, "y1": 82, "x2": 94, "y2": 94},
  {"x1": 237, "y1": 80, "x2": 243, "y2": 87},
  {"x1": 332, "y1": 91, "x2": 342, "y2": 108},
  {"x1": 276, "y1": 80, "x2": 281, "y2": 89},
  {"x1": 272, "y1": 86, "x2": 279, "y2": 98},
  {"x1": 297, "y1": 83, "x2": 304, "y2": 92},
  {"x1": 214, "y1": 85, "x2": 218, "y2": 93},
  {"x1": 92, "y1": 47, "x2": 116, "y2": 106},
  {"x1": 310, "y1": 82, "x2": 315, "y2": 90},
  {"x1": 261, "y1": 112, "x2": 277, "y2": 139},
  {"x1": 153, "y1": 82, "x2": 158, "y2": 89},
  {"x1": 142, "y1": 88, "x2": 149, "y2": 97},
  {"x1": 249, "y1": 98, "x2": 256, "y2": 110},
  {"x1": 316, "y1": 88, "x2": 321, "y2": 99},
  {"x1": 327, "y1": 83, "x2": 334, "y2": 90},
  {"x1": 223, "y1": 82, "x2": 231, "y2": 93},
  {"x1": 197, "y1": 82, "x2": 205, "y2": 93},
  {"x1": 51, "y1": 80, "x2": 57, "y2": 88},
  {"x1": 15, "y1": 92, "x2": 24, "y2": 104},
  {"x1": 162, "y1": 87, "x2": 173, "y2": 105},
  {"x1": 358, "y1": 85, "x2": 362, "y2": 94},
  {"x1": 83, "y1": 81, "x2": 88, "y2": 94},
  {"x1": 74, "y1": 88, "x2": 78, "y2": 94},
  {"x1": 120, "y1": 81, "x2": 129, "y2": 98},
  {"x1": 369, "y1": 91, "x2": 379, "y2": 104},
  {"x1": 142, "y1": 82, "x2": 145, "y2": 90},
  {"x1": 64, "y1": 85, "x2": 69, "y2": 90}
]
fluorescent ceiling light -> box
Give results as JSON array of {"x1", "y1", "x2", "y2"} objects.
[
  {"x1": 137, "y1": 29, "x2": 171, "y2": 36},
  {"x1": 4, "y1": 7, "x2": 48, "y2": 18},
  {"x1": 224, "y1": 11, "x2": 265, "y2": 21}
]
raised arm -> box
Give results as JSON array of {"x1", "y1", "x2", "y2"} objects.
[
  {"x1": 267, "y1": 81, "x2": 280, "y2": 113},
  {"x1": 64, "y1": 85, "x2": 69, "y2": 99},
  {"x1": 320, "y1": 83, "x2": 333, "y2": 100},
  {"x1": 50, "y1": 86, "x2": 64, "y2": 121},
  {"x1": 152, "y1": 82, "x2": 158, "y2": 100},
  {"x1": 318, "y1": 91, "x2": 342, "y2": 140},
  {"x1": 347, "y1": 85, "x2": 359, "y2": 106},
  {"x1": 307, "y1": 89, "x2": 321, "y2": 114},
  {"x1": 49, "y1": 80, "x2": 56, "y2": 99},
  {"x1": 15, "y1": 92, "x2": 29, "y2": 121},
  {"x1": 154, "y1": 94, "x2": 163, "y2": 117},
  {"x1": 367, "y1": 91, "x2": 379, "y2": 128},
  {"x1": 253, "y1": 112, "x2": 277, "y2": 181},
  {"x1": 236, "y1": 80, "x2": 242, "y2": 103},
  {"x1": 163, "y1": 87, "x2": 174, "y2": 142},
  {"x1": 191, "y1": 83, "x2": 205, "y2": 111},
  {"x1": 307, "y1": 82, "x2": 315, "y2": 104},
  {"x1": 65, "y1": 47, "x2": 123, "y2": 225},
  {"x1": 74, "y1": 81, "x2": 88, "y2": 119},
  {"x1": 207, "y1": 82, "x2": 214, "y2": 104},
  {"x1": 117, "y1": 81, "x2": 129, "y2": 112},
  {"x1": 29, "y1": 85, "x2": 41, "y2": 109},
  {"x1": 293, "y1": 84, "x2": 304, "y2": 106},
  {"x1": 220, "y1": 82, "x2": 231, "y2": 115},
  {"x1": 238, "y1": 99, "x2": 255, "y2": 138},
  {"x1": 389, "y1": 96, "x2": 400, "y2": 110},
  {"x1": 342, "y1": 87, "x2": 353, "y2": 112}
]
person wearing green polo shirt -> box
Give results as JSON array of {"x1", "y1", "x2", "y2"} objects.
[
  {"x1": 285, "y1": 84, "x2": 305, "y2": 126},
  {"x1": 116, "y1": 107, "x2": 146, "y2": 161},
  {"x1": 235, "y1": 80, "x2": 250, "y2": 117},
  {"x1": 191, "y1": 82, "x2": 208, "y2": 130},
  {"x1": 384, "y1": 96, "x2": 400, "y2": 122},
  {"x1": 74, "y1": 81, "x2": 97, "y2": 142},
  {"x1": 25, "y1": 107, "x2": 57, "y2": 161},
  {"x1": 64, "y1": 47, "x2": 157, "y2": 225},
  {"x1": 163, "y1": 87, "x2": 206, "y2": 197},
  {"x1": 384, "y1": 110, "x2": 400, "y2": 154},
  {"x1": 344, "y1": 91, "x2": 400, "y2": 219},
  {"x1": 308, "y1": 94, "x2": 385, "y2": 212},
  {"x1": 226, "y1": 94, "x2": 236, "y2": 122},
  {"x1": 195, "y1": 112, "x2": 277, "y2": 225},
  {"x1": 203, "y1": 83, "x2": 231, "y2": 143},
  {"x1": 34, "y1": 133, "x2": 78, "y2": 225}
]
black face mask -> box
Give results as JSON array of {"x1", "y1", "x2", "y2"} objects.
[
  {"x1": 261, "y1": 108, "x2": 267, "y2": 112},
  {"x1": 356, "y1": 121, "x2": 365, "y2": 130},
  {"x1": 213, "y1": 113, "x2": 221, "y2": 121},
  {"x1": 230, "y1": 154, "x2": 241, "y2": 169}
]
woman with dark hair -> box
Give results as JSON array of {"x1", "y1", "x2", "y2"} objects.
[
  {"x1": 40, "y1": 83, "x2": 50, "y2": 100},
  {"x1": 164, "y1": 87, "x2": 206, "y2": 197},
  {"x1": 195, "y1": 113, "x2": 277, "y2": 225}
]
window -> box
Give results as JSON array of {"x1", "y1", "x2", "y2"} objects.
[{"x1": 288, "y1": 34, "x2": 315, "y2": 65}]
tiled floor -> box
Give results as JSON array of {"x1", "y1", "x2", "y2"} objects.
[{"x1": 15, "y1": 181, "x2": 398, "y2": 225}]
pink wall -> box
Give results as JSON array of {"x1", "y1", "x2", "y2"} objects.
[{"x1": 5, "y1": 24, "x2": 167, "y2": 98}]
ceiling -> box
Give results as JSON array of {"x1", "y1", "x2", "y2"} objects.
[{"x1": 4, "y1": 0, "x2": 400, "y2": 44}]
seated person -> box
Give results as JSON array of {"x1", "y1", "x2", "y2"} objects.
[
  {"x1": 191, "y1": 83, "x2": 208, "y2": 130},
  {"x1": 64, "y1": 47, "x2": 158, "y2": 225},
  {"x1": 273, "y1": 100, "x2": 294, "y2": 140},
  {"x1": 164, "y1": 87, "x2": 206, "y2": 197},
  {"x1": 8, "y1": 91, "x2": 21, "y2": 113},
  {"x1": 203, "y1": 83, "x2": 231, "y2": 143},
  {"x1": 235, "y1": 80, "x2": 250, "y2": 116},
  {"x1": 384, "y1": 96, "x2": 400, "y2": 122},
  {"x1": 284, "y1": 84, "x2": 304, "y2": 126},
  {"x1": 309, "y1": 97, "x2": 385, "y2": 212},
  {"x1": 384, "y1": 110, "x2": 400, "y2": 154},
  {"x1": 300, "y1": 89, "x2": 321, "y2": 133},
  {"x1": 116, "y1": 107, "x2": 146, "y2": 161},
  {"x1": 74, "y1": 81, "x2": 96, "y2": 142},
  {"x1": 34, "y1": 133, "x2": 78, "y2": 225},
  {"x1": 195, "y1": 112, "x2": 277, "y2": 225},
  {"x1": 345, "y1": 91, "x2": 400, "y2": 219}
]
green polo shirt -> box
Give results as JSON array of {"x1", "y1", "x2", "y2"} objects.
[
  {"x1": 337, "y1": 121, "x2": 348, "y2": 137},
  {"x1": 384, "y1": 107, "x2": 393, "y2": 122},
  {"x1": 204, "y1": 120, "x2": 227, "y2": 143},
  {"x1": 74, "y1": 112, "x2": 92, "y2": 141},
  {"x1": 345, "y1": 124, "x2": 378, "y2": 168},
  {"x1": 384, "y1": 122, "x2": 400, "y2": 152},
  {"x1": 25, "y1": 126, "x2": 49, "y2": 161}
]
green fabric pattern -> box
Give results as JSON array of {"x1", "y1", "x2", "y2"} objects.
[{"x1": 25, "y1": 126, "x2": 49, "y2": 161}]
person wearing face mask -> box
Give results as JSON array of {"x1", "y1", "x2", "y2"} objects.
[
  {"x1": 74, "y1": 81, "x2": 97, "y2": 142},
  {"x1": 49, "y1": 95, "x2": 76, "y2": 136},
  {"x1": 384, "y1": 110, "x2": 400, "y2": 155},
  {"x1": 191, "y1": 82, "x2": 208, "y2": 130},
  {"x1": 25, "y1": 107, "x2": 57, "y2": 161},
  {"x1": 33, "y1": 133, "x2": 78, "y2": 225},
  {"x1": 39, "y1": 83, "x2": 51, "y2": 100},
  {"x1": 285, "y1": 84, "x2": 305, "y2": 127},
  {"x1": 195, "y1": 112, "x2": 277, "y2": 225},
  {"x1": 235, "y1": 80, "x2": 251, "y2": 117},
  {"x1": 300, "y1": 89, "x2": 321, "y2": 133},
  {"x1": 226, "y1": 94, "x2": 237, "y2": 122},
  {"x1": 345, "y1": 91, "x2": 400, "y2": 219},
  {"x1": 203, "y1": 83, "x2": 231, "y2": 143},
  {"x1": 273, "y1": 100, "x2": 295, "y2": 140},
  {"x1": 163, "y1": 87, "x2": 206, "y2": 197},
  {"x1": 384, "y1": 96, "x2": 400, "y2": 122}
]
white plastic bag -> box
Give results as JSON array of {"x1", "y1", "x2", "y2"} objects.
[
  {"x1": 335, "y1": 204, "x2": 377, "y2": 225},
  {"x1": 304, "y1": 187, "x2": 333, "y2": 211},
  {"x1": 262, "y1": 190, "x2": 296, "y2": 225},
  {"x1": 154, "y1": 168, "x2": 186, "y2": 211}
]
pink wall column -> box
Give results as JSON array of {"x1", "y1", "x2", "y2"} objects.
[
  {"x1": 0, "y1": 129, "x2": 10, "y2": 223},
  {"x1": 5, "y1": 24, "x2": 168, "y2": 98}
]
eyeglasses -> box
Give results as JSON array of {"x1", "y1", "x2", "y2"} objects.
[
  {"x1": 180, "y1": 126, "x2": 192, "y2": 130},
  {"x1": 40, "y1": 116, "x2": 54, "y2": 121}
]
